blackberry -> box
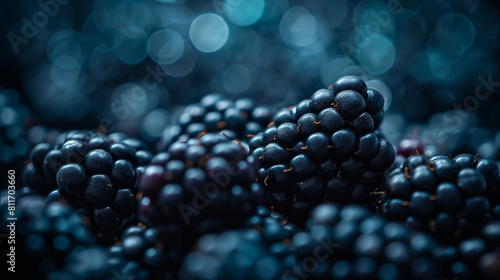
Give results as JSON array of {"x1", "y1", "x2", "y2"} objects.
[
  {"x1": 23, "y1": 130, "x2": 152, "y2": 244},
  {"x1": 396, "y1": 135, "x2": 426, "y2": 159},
  {"x1": 435, "y1": 221, "x2": 500, "y2": 280},
  {"x1": 180, "y1": 229, "x2": 288, "y2": 280},
  {"x1": 180, "y1": 206, "x2": 298, "y2": 280},
  {"x1": 137, "y1": 132, "x2": 265, "y2": 246},
  {"x1": 158, "y1": 94, "x2": 272, "y2": 149},
  {"x1": 0, "y1": 88, "x2": 32, "y2": 188},
  {"x1": 293, "y1": 203, "x2": 443, "y2": 280},
  {"x1": 379, "y1": 154, "x2": 500, "y2": 243},
  {"x1": 251, "y1": 76, "x2": 394, "y2": 224},
  {"x1": 107, "y1": 225, "x2": 182, "y2": 280},
  {"x1": 0, "y1": 194, "x2": 95, "y2": 278},
  {"x1": 47, "y1": 246, "x2": 112, "y2": 280}
]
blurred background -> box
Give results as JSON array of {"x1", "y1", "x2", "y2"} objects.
[{"x1": 1, "y1": 0, "x2": 500, "y2": 172}]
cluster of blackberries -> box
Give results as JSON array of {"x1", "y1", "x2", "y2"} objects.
[
  {"x1": 22, "y1": 130, "x2": 153, "y2": 243},
  {"x1": 180, "y1": 207, "x2": 298, "y2": 280},
  {"x1": 250, "y1": 76, "x2": 394, "y2": 224},
  {"x1": 181, "y1": 203, "x2": 447, "y2": 280},
  {"x1": 10, "y1": 75, "x2": 500, "y2": 280},
  {"x1": 379, "y1": 153, "x2": 500, "y2": 243},
  {"x1": 107, "y1": 225, "x2": 181, "y2": 280},
  {"x1": 159, "y1": 94, "x2": 273, "y2": 149},
  {"x1": 0, "y1": 89, "x2": 31, "y2": 188},
  {"x1": 302, "y1": 203, "x2": 443, "y2": 279},
  {"x1": 0, "y1": 193, "x2": 95, "y2": 278},
  {"x1": 433, "y1": 220, "x2": 500, "y2": 280},
  {"x1": 451, "y1": 221, "x2": 500, "y2": 279},
  {"x1": 138, "y1": 132, "x2": 264, "y2": 240}
]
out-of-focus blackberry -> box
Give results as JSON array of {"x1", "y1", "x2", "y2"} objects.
[
  {"x1": 250, "y1": 76, "x2": 394, "y2": 224},
  {"x1": 47, "y1": 245, "x2": 112, "y2": 280},
  {"x1": 435, "y1": 221, "x2": 500, "y2": 280},
  {"x1": 0, "y1": 88, "x2": 31, "y2": 187},
  {"x1": 23, "y1": 130, "x2": 152, "y2": 244},
  {"x1": 138, "y1": 132, "x2": 265, "y2": 246},
  {"x1": 180, "y1": 229, "x2": 287, "y2": 280},
  {"x1": 378, "y1": 154, "x2": 500, "y2": 243},
  {"x1": 0, "y1": 89, "x2": 62, "y2": 189},
  {"x1": 107, "y1": 225, "x2": 183, "y2": 280},
  {"x1": 0, "y1": 194, "x2": 95, "y2": 278},
  {"x1": 158, "y1": 94, "x2": 272, "y2": 149},
  {"x1": 292, "y1": 203, "x2": 442, "y2": 280},
  {"x1": 179, "y1": 206, "x2": 298, "y2": 280},
  {"x1": 395, "y1": 128, "x2": 428, "y2": 159}
]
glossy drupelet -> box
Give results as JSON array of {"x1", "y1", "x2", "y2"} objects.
[
  {"x1": 158, "y1": 94, "x2": 273, "y2": 150},
  {"x1": 378, "y1": 153, "x2": 500, "y2": 243},
  {"x1": 137, "y1": 132, "x2": 265, "y2": 247},
  {"x1": 250, "y1": 76, "x2": 394, "y2": 224},
  {"x1": 23, "y1": 130, "x2": 153, "y2": 244}
]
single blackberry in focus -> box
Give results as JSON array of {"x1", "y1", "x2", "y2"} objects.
[
  {"x1": 435, "y1": 221, "x2": 500, "y2": 280},
  {"x1": 250, "y1": 76, "x2": 394, "y2": 224},
  {"x1": 180, "y1": 206, "x2": 298, "y2": 280},
  {"x1": 378, "y1": 153, "x2": 500, "y2": 243},
  {"x1": 107, "y1": 225, "x2": 183, "y2": 280},
  {"x1": 138, "y1": 132, "x2": 265, "y2": 246},
  {"x1": 159, "y1": 94, "x2": 272, "y2": 149},
  {"x1": 296, "y1": 203, "x2": 442, "y2": 280},
  {"x1": 0, "y1": 194, "x2": 95, "y2": 278},
  {"x1": 23, "y1": 130, "x2": 152, "y2": 244}
]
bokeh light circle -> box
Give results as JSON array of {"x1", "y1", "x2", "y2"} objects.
[
  {"x1": 110, "y1": 83, "x2": 148, "y2": 120},
  {"x1": 436, "y1": 13, "x2": 476, "y2": 55},
  {"x1": 141, "y1": 109, "x2": 170, "y2": 140},
  {"x1": 160, "y1": 44, "x2": 197, "y2": 77},
  {"x1": 321, "y1": 57, "x2": 356, "y2": 86},
  {"x1": 292, "y1": 42, "x2": 328, "y2": 75},
  {"x1": 46, "y1": 30, "x2": 85, "y2": 67},
  {"x1": 149, "y1": 29, "x2": 185, "y2": 64},
  {"x1": 113, "y1": 26, "x2": 149, "y2": 65},
  {"x1": 222, "y1": 64, "x2": 252, "y2": 94},
  {"x1": 357, "y1": 35, "x2": 396, "y2": 74},
  {"x1": 224, "y1": 0, "x2": 265, "y2": 26},
  {"x1": 50, "y1": 56, "x2": 81, "y2": 87},
  {"x1": 280, "y1": 7, "x2": 318, "y2": 47},
  {"x1": 89, "y1": 45, "x2": 118, "y2": 81},
  {"x1": 189, "y1": 13, "x2": 229, "y2": 53}
]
